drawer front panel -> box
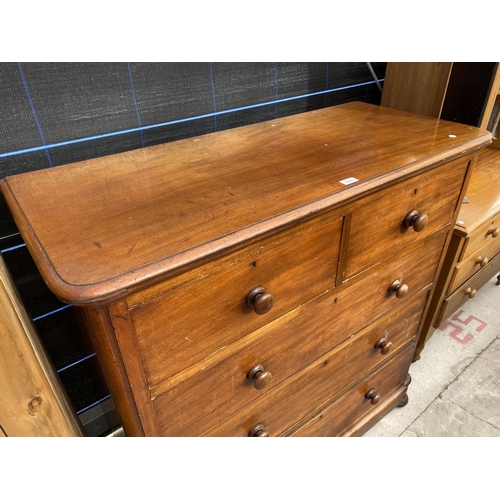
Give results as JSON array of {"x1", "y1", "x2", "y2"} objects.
[
  {"x1": 460, "y1": 210, "x2": 500, "y2": 262},
  {"x1": 202, "y1": 318, "x2": 416, "y2": 437},
  {"x1": 152, "y1": 288, "x2": 428, "y2": 436},
  {"x1": 435, "y1": 253, "x2": 500, "y2": 328},
  {"x1": 449, "y1": 232, "x2": 500, "y2": 292},
  {"x1": 291, "y1": 346, "x2": 413, "y2": 436},
  {"x1": 343, "y1": 155, "x2": 470, "y2": 280},
  {"x1": 129, "y1": 211, "x2": 342, "y2": 387}
]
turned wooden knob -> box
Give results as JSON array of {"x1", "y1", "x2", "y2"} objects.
[
  {"x1": 389, "y1": 280, "x2": 409, "y2": 298},
  {"x1": 464, "y1": 287, "x2": 477, "y2": 298},
  {"x1": 475, "y1": 255, "x2": 488, "y2": 268},
  {"x1": 246, "y1": 286, "x2": 274, "y2": 315},
  {"x1": 487, "y1": 227, "x2": 499, "y2": 238},
  {"x1": 365, "y1": 389, "x2": 380, "y2": 405},
  {"x1": 249, "y1": 423, "x2": 269, "y2": 437},
  {"x1": 247, "y1": 364, "x2": 272, "y2": 390},
  {"x1": 375, "y1": 338, "x2": 393, "y2": 355},
  {"x1": 404, "y1": 209, "x2": 429, "y2": 232}
]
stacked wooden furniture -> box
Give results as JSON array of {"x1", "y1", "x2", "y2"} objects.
[
  {"x1": 0, "y1": 102, "x2": 491, "y2": 437},
  {"x1": 418, "y1": 148, "x2": 500, "y2": 357},
  {"x1": 382, "y1": 62, "x2": 500, "y2": 359}
]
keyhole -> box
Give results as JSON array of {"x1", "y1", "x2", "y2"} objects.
[{"x1": 251, "y1": 260, "x2": 257, "y2": 269}]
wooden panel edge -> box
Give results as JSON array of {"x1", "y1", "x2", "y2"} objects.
[
  {"x1": 381, "y1": 62, "x2": 453, "y2": 117},
  {"x1": 479, "y1": 63, "x2": 500, "y2": 130},
  {"x1": 336, "y1": 213, "x2": 351, "y2": 286},
  {"x1": 79, "y1": 307, "x2": 145, "y2": 437},
  {"x1": 107, "y1": 300, "x2": 161, "y2": 436}
]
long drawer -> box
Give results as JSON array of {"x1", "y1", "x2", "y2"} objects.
[
  {"x1": 152, "y1": 287, "x2": 429, "y2": 436},
  {"x1": 201, "y1": 321, "x2": 415, "y2": 437},
  {"x1": 199, "y1": 272, "x2": 427, "y2": 439},
  {"x1": 290, "y1": 346, "x2": 413, "y2": 436},
  {"x1": 127, "y1": 210, "x2": 342, "y2": 386}
]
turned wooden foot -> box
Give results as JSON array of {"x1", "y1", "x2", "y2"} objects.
[{"x1": 397, "y1": 393, "x2": 409, "y2": 407}]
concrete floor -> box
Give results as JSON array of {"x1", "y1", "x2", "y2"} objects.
[{"x1": 365, "y1": 274, "x2": 500, "y2": 437}]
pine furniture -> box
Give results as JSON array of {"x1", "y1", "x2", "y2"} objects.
[{"x1": 0, "y1": 255, "x2": 83, "y2": 437}]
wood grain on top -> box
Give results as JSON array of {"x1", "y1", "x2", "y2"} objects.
[{"x1": 0, "y1": 102, "x2": 491, "y2": 304}]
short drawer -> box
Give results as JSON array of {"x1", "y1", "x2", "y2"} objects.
[
  {"x1": 343, "y1": 154, "x2": 471, "y2": 280},
  {"x1": 458, "y1": 210, "x2": 500, "y2": 263},
  {"x1": 434, "y1": 253, "x2": 500, "y2": 328},
  {"x1": 290, "y1": 346, "x2": 413, "y2": 437},
  {"x1": 128, "y1": 210, "x2": 342, "y2": 387},
  {"x1": 151, "y1": 287, "x2": 429, "y2": 436},
  {"x1": 448, "y1": 232, "x2": 500, "y2": 293}
]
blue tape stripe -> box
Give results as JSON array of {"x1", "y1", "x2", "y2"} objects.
[
  {"x1": 32, "y1": 304, "x2": 72, "y2": 322},
  {"x1": 76, "y1": 394, "x2": 111, "y2": 415},
  {"x1": 324, "y1": 63, "x2": 329, "y2": 108},
  {"x1": 274, "y1": 63, "x2": 279, "y2": 119},
  {"x1": 210, "y1": 63, "x2": 218, "y2": 132},
  {"x1": 17, "y1": 63, "x2": 53, "y2": 167},
  {"x1": 57, "y1": 352, "x2": 97, "y2": 373},
  {"x1": 127, "y1": 63, "x2": 145, "y2": 148},
  {"x1": 0, "y1": 79, "x2": 384, "y2": 160},
  {"x1": 0, "y1": 243, "x2": 26, "y2": 253}
]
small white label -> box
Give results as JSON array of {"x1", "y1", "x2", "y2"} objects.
[
  {"x1": 449, "y1": 134, "x2": 457, "y2": 138},
  {"x1": 339, "y1": 177, "x2": 359, "y2": 185}
]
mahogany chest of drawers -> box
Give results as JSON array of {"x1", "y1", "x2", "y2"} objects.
[{"x1": 1, "y1": 102, "x2": 491, "y2": 437}]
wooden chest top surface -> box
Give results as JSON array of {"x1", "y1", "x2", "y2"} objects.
[{"x1": 0, "y1": 102, "x2": 491, "y2": 304}]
